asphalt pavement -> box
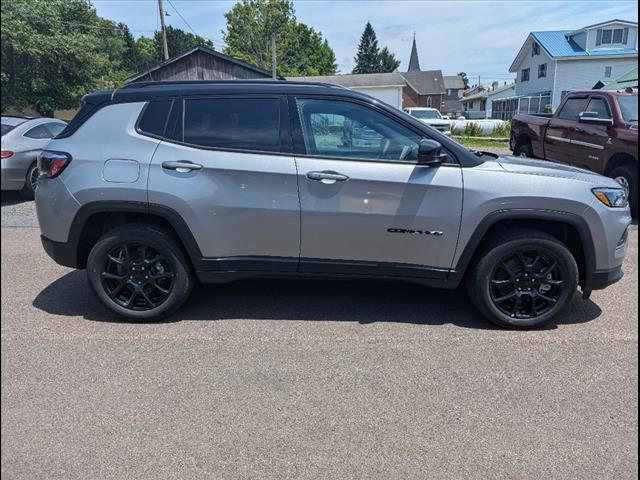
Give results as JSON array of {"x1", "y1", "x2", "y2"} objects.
[{"x1": 1, "y1": 194, "x2": 638, "y2": 479}]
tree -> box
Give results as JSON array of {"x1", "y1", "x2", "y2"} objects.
[
  {"x1": 153, "y1": 26, "x2": 213, "y2": 62},
  {"x1": 352, "y1": 23, "x2": 400, "y2": 74},
  {"x1": 1, "y1": 0, "x2": 126, "y2": 116},
  {"x1": 352, "y1": 22, "x2": 379, "y2": 74},
  {"x1": 378, "y1": 47, "x2": 400, "y2": 73},
  {"x1": 222, "y1": 0, "x2": 336, "y2": 76},
  {"x1": 458, "y1": 71, "x2": 470, "y2": 89}
]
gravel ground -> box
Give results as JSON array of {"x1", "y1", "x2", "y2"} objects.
[
  {"x1": 1, "y1": 212, "x2": 638, "y2": 478},
  {"x1": 1, "y1": 192, "x2": 39, "y2": 227}
]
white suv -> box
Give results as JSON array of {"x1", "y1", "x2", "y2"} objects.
[{"x1": 404, "y1": 107, "x2": 451, "y2": 135}]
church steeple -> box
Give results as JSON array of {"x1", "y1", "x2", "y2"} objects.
[{"x1": 407, "y1": 32, "x2": 420, "y2": 72}]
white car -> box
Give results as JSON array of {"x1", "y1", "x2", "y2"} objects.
[{"x1": 404, "y1": 107, "x2": 451, "y2": 135}]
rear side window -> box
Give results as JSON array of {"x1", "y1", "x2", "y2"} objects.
[
  {"x1": 138, "y1": 100, "x2": 172, "y2": 137},
  {"x1": 24, "y1": 124, "x2": 54, "y2": 139},
  {"x1": 557, "y1": 97, "x2": 589, "y2": 121},
  {"x1": 181, "y1": 98, "x2": 280, "y2": 153},
  {"x1": 46, "y1": 122, "x2": 66, "y2": 137},
  {"x1": 1, "y1": 124, "x2": 16, "y2": 136}
]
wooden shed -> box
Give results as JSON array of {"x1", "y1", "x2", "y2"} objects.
[{"x1": 125, "y1": 46, "x2": 282, "y2": 84}]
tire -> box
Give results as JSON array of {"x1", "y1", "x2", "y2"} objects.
[
  {"x1": 466, "y1": 230, "x2": 578, "y2": 329},
  {"x1": 513, "y1": 142, "x2": 533, "y2": 158},
  {"x1": 19, "y1": 163, "x2": 39, "y2": 200},
  {"x1": 86, "y1": 224, "x2": 194, "y2": 321},
  {"x1": 609, "y1": 164, "x2": 637, "y2": 217}
]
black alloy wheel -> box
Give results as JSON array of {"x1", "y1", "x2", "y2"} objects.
[
  {"x1": 489, "y1": 248, "x2": 564, "y2": 320},
  {"x1": 101, "y1": 242, "x2": 175, "y2": 311}
]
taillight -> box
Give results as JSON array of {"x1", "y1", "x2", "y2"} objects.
[
  {"x1": 1, "y1": 150, "x2": 14, "y2": 159},
  {"x1": 37, "y1": 150, "x2": 72, "y2": 178}
]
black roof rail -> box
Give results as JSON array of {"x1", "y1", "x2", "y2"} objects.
[{"x1": 120, "y1": 79, "x2": 346, "y2": 90}]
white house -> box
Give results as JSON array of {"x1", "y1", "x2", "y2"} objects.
[
  {"x1": 509, "y1": 19, "x2": 638, "y2": 112},
  {"x1": 460, "y1": 82, "x2": 516, "y2": 119}
]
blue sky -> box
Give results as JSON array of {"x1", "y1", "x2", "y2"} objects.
[{"x1": 93, "y1": 0, "x2": 638, "y2": 83}]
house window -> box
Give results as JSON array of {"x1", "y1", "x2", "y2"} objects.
[
  {"x1": 469, "y1": 102, "x2": 474, "y2": 109},
  {"x1": 538, "y1": 63, "x2": 547, "y2": 78},
  {"x1": 605, "y1": 66, "x2": 613, "y2": 78},
  {"x1": 597, "y1": 27, "x2": 629, "y2": 46},
  {"x1": 532, "y1": 42, "x2": 540, "y2": 56},
  {"x1": 480, "y1": 99, "x2": 486, "y2": 110},
  {"x1": 521, "y1": 68, "x2": 530, "y2": 82},
  {"x1": 426, "y1": 96, "x2": 432, "y2": 108}
]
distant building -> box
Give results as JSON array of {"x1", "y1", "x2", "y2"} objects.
[
  {"x1": 442, "y1": 75, "x2": 466, "y2": 117},
  {"x1": 289, "y1": 35, "x2": 445, "y2": 110},
  {"x1": 460, "y1": 82, "x2": 517, "y2": 119},
  {"x1": 593, "y1": 66, "x2": 638, "y2": 90},
  {"x1": 509, "y1": 19, "x2": 638, "y2": 112},
  {"x1": 125, "y1": 45, "x2": 279, "y2": 84}
]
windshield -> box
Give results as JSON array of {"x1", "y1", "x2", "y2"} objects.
[
  {"x1": 410, "y1": 110, "x2": 441, "y2": 120},
  {"x1": 1, "y1": 124, "x2": 16, "y2": 136},
  {"x1": 616, "y1": 95, "x2": 638, "y2": 122}
]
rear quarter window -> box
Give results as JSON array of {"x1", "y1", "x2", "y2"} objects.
[{"x1": 137, "y1": 100, "x2": 172, "y2": 138}]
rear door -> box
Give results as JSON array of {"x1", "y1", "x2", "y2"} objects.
[
  {"x1": 544, "y1": 95, "x2": 589, "y2": 163},
  {"x1": 147, "y1": 96, "x2": 301, "y2": 273},
  {"x1": 291, "y1": 96, "x2": 463, "y2": 277}
]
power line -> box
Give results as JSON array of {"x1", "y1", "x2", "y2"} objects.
[{"x1": 166, "y1": 0, "x2": 198, "y2": 37}]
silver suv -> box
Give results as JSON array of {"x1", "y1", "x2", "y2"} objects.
[{"x1": 35, "y1": 81, "x2": 632, "y2": 328}]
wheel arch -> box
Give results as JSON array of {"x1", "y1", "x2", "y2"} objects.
[
  {"x1": 451, "y1": 210, "x2": 596, "y2": 289},
  {"x1": 604, "y1": 152, "x2": 637, "y2": 177},
  {"x1": 67, "y1": 201, "x2": 202, "y2": 270}
]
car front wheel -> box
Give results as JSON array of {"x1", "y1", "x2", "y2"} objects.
[
  {"x1": 466, "y1": 230, "x2": 578, "y2": 329},
  {"x1": 87, "y1": 224, "x2": 194, "y2": 321}
]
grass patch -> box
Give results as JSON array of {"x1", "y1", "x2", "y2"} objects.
[{"x1": 456, "y1": 137, "x2": 509, "y2": 149}]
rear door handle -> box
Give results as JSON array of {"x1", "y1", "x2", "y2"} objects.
[
  {"x1": 306, "y1": 170, "x2": 349, "y2": 184},
  {"x1": 162, "y1": 160, "x2": 203, "y2": 173}
]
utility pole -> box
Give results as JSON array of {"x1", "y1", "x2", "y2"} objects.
[
  {"x1": 158, "y1": 0, "x2": 169, "y2": 61},
  {"x1": 271, "y1": 33, "x2": 277, "y2": 80}
]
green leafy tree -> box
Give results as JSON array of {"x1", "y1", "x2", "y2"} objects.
[
  {"x1": 1, "y1": 0, "x2": 125, "y2": 116},
  {"x1": 458, "y1": 71, "x2": 470, "y2": 88},
  {"x1": 378, "y1": 46, "x2": 400, "y2": 72},
  {"x1": 153, "y1": 26, "x2": 213, "y2": 62},
  {"x1": 223, "y1": 0, "x2": 336, "y2": 76},
  {"x1": 352, "y1": 22, "x2": 399, "y2": 74}
]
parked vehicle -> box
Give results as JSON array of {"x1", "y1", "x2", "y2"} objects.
[
  {"x1": 35, "y1": 80, "x2": 631, "y2": 328},
  {"x1": 1, "y1": 116, "x2": 67, "y2": 198},
  {"x1": 404, "y1": 107, "x2": 451, "y2": 135},
  {"x1": 510, "y1": 89, "x2": 638, "y2": 215}
]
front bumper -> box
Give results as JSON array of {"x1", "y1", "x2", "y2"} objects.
[{"x1": 584, "y1": 265, "x2": 624, "y2": 291}]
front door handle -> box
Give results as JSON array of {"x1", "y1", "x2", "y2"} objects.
[
  {"x1": 162, "y1": 160, "x2": 203, "y2": 173},
  {"x1": 306, "y1": 170, "x2": 349, "y2": 184}
]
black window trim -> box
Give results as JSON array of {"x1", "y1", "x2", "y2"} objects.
[
  {"x1": 288, "y1": 94, "x2": 460, "y2": 167},
  {"x1": 136, "y1": 94, "x2": 294, "y2": 157}
]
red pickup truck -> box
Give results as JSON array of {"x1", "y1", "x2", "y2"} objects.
[{"x1": 510, "y1": 89, "x2": 638, "y2": 214}]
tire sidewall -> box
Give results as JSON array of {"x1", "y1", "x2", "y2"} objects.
[
  {"x1": 87, "y1": 227, "x2": 193, "y2": 321},
  {"x1": 474, "y1": 238, "x2": 578, "y2": 328},
  {"x1": 514, "y1": 143, "x2": 533, "y2": 158}
]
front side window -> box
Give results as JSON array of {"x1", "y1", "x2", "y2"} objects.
[
  {"x1": 296, "y1": 98, "x2": 422, "y2": 163},
  {"x1": 557, "y1": 97, "x2": 589, "y2": 121},
  {"x1": 584, "y1": 98, "x2": 611, "y2": 119},
  {"x1": 538, "y1": 63, "x2": 547, "y2": 78},
  {"x1": 521, "y1": 68, "x2": 530, "y2": 82},
  {"x1": 181, "y1": 97, "x2": 281, "y2": 153}
]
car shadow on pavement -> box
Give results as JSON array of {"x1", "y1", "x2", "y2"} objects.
[
  {"x1": 33, "y1": 270, "x2": 603, "y2": 330},
  {"x1": 1, "y1": 191, "x2": 28, "y2": 206}
]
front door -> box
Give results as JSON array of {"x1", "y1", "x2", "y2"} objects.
[
  {"x1": 570, "y1": 95, "x2": 613, "y2": 171},
  {"x1": 545, "y1": 95, "x2": 589, "y2": 163},
  {"x1": 291, "y1": 97, "x2": 463, "y2": 277},
  {"x1": 148, "y1": 96, "x2": 300, "y2": 272}
]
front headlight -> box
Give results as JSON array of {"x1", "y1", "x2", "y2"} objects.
[{"x1": 592, "y1": 187, "x2": 628, "y2": 208}]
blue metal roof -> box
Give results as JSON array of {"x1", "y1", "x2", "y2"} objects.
[{"x1": 532, "y1": 30, "x2": 638, "y2": 58}]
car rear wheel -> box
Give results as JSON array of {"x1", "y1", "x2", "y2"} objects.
[
  {"x1": 87, "y1": 224, "x2": 194, "y2": 321},
  {"x1": 609, "y1": 165, "x2": 637, "y2": 217},
  {"x1": 466, "y1": 230, "x2": 578, "y2": 329},
  {"x1": 19, "y1": 163, "x2": 39, "y2": 200}
]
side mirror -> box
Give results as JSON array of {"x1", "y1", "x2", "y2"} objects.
[
  {"x1": 417, "y1": 139, "x2": 445, "y2": 165},
  {"x1": 578, "y1": 111, "x2": 613, "y2": 127}
]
